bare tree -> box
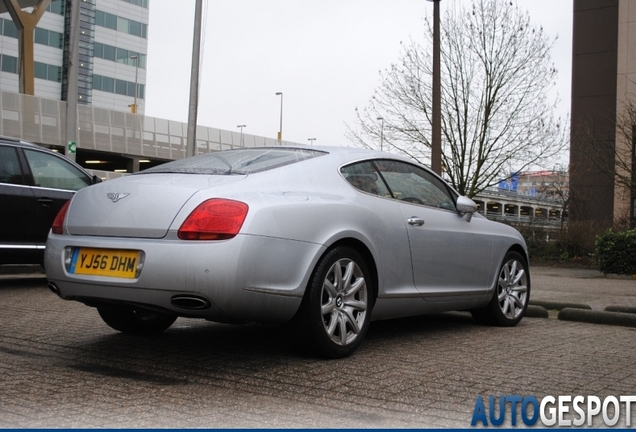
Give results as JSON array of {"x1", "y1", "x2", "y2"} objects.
[
  {"x1": 346, "y1": 0, "x2": 568, "y2": 198},
  {"x1": 532, "y1": 167, "x2": 569, "y2": 232}
]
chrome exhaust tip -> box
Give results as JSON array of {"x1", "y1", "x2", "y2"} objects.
[
  {"x1": 171, "y1": 295, "x2": 211, "y2": 310},
  {"x1": 48, "y1": 282, "x2": 60, "y2": 296}
]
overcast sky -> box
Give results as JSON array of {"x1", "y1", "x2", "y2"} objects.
[{"x1": 145, "y1": 0, "x2": 573, "y2": 149}]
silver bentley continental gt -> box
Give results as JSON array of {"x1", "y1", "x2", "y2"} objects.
[{"x1": 45, "y1": 146, "x2": 530, "y2": 358}]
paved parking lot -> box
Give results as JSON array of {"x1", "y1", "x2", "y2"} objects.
[{"x1": 0, "y1": 271, "x2": 635, "y2": 428}]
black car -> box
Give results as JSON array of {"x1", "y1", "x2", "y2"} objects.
[{"x1": 0, "y1": 136, "x2": 100, "y2": 265}]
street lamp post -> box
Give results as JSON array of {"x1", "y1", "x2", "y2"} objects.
[
  {"x1": 377, "y1": 117, "x2": 384, "y2": 151},
  {"x1": 237, "y1": 124, "x2": 246, "y2": 147},
  {"x1": 428, "y1": 0, "x2": 442, "y2": 175},
  {"x1": 130, "y1": 55, "x2": 139, "y2": 114},
  {"x1": 275, "y1": 92, "x2": 283, "y2": 142},
  {"x1": 186, "y1": 0, "x2": 203, "y2": 158},
  {"x1": 308, "y1": 138, "x2": 316, "y2": 145}
]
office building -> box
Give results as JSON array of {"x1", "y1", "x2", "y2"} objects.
[
  {"x1": 570, "y1": 0, "x2": 636, "y2": 228},
  {"x1": 0, "y1": 0, "x2": 148, "y2": 114}
]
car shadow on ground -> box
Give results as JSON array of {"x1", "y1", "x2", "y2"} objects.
[
  {"x1": 0, "y1": 276, "x2": 48, "y2": 289},
  {"x1": 67, "y1": 311, "x2": 482, "y2": 377}
]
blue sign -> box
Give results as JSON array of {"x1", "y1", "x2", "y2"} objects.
[{"x1": 498, "y1": 173, "x2": 519, "y2": 191}]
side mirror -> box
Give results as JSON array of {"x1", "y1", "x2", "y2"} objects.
[
  {"x1": 92, "y1": 175, "x2": 103, "y2": 184},
  {"x1": 456, "y1": 196, "x2": 478, "y2": 222}
]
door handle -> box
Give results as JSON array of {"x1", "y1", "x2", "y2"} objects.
[{"x1": 407, "y1": 217, "x2": 424, "y2": 226}]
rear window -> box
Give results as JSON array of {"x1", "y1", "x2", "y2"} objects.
[{"x1": 138, "y1": 148, "x2": 326, "y2": 175}]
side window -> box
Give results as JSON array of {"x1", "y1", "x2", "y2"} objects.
[
  {"x1": 0, "y1": 146, "x2": 24, "y2": 185},
  {"x1": 341, "y1": 161, "x2": 391, "y2": 197},
  {"x1": 375, "y1": 160, "x2": 456, "y2": 211},
  {"x1": 24, "y1": 149, "x2": 91, "y2": 191}
]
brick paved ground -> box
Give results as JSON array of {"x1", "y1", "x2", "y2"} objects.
[
  {"x1": 0, "y1": 273, "x2": 635, "y2": 428},
  {"x1": 531, "y1": 266, "x2": 636, "y2": 310}
]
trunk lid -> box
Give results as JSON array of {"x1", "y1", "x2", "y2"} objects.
[{"x1": 66, "y1": 173, "x2": 246, "y2": 238}]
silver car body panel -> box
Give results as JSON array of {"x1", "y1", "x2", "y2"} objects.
[
  {"x1": 66, "y1": 174, "x2": 246, "y2": 239},
  {"x1": 45, "y1": 146, "x2": 528, "y2": 323}
]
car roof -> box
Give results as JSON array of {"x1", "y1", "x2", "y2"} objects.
[
  {"x1": 0, "y1": 135, "x2": 42, "y2": 148},
  {"x1": 0, "y1": 135, "x2": 95, "y2": 177},
  {"x1": 275, "y1": 144, "x2": 422, "y2": 166}
]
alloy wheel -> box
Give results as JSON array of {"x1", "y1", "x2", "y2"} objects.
[
  {"x1": 496, "y1": 259, "x2": 528, "y2": 320},
  {"x1": 320, "y1": 258, "x2": 368, "y2": 346}
]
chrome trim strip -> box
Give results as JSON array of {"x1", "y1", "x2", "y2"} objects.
[
  {"x1": 378, "y1": 290, "x2": 486, "y2": 299},
  {"x1": 0, "y1": 183, "x2": 31, "y2": 190},
  {"x1": 31, "y1": 185, "x2": 78, "y2": 193},
  {"x1": 0, "y1": 182, "x2": 78, "y2": 193},
  {"x1": 377, "y1": 293, "x2": 423, "y2": 299},
  {"x1": 423, "y1": 290, "x2": 487, "y2": 298},
  {"x1": 242, "y1": 286, "x2": 303, "y2": 298},
  {"x1": 0, "y1": 244, "x2": 45, "y2": 250}
]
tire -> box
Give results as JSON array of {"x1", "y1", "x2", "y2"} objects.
[
  {"x1": 295, "y1": 246, "x2": 373, "y2": 359},
  {"x1": 97, "y1": 306, "x2": 177, "y2": 334},
  {"x1": 471, "y1": 251, "x2": 530, "y2": 326}
]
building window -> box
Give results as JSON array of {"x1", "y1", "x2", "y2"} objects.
[
  {"x1": 94, "y1": 42, "x2": 146, "y2": 69},
  {"x1": 0, "y1": 55, "x2": 60, "y2": 82},
  {"x1": 105, "y1": 13, "x2": 117, "y2": 30},
  {"x1": 2, "y1": 19, "x2": 17, "y2": 38},
  {"x1": 92, "y1": 74, "x2": 102, "y2": 90},
  {"x1": 129, "y1": 20, "x2": 141, "y2": 37},
  {"x1": 49, "y1": 30, "x2": 63, "y2": 49},
  {"x1": 93, "y1": 74, "x2": 144, "y2": 100},
  {"x1": 103, "y1": 44, "x2": 116, "y2": 61},
  {"x1": 122, "y1": 0, "x2": 149, "y2": 9},
  {"x1": 34, "y1": 62, "x2": 48, "y2": 80},
  {"x1": 48, "y1": 64, "x2": 61, "y2": 82},
  {"x1": 115, "y1": 79, "x2": 127, "y2": 95},
  {"x1": 93, "y1": 42, "x2": 104, "y2": 58},
  {"x1": 33, "y1": 26, "x2": 64, "y2": 49},
  {"x1": 34, "y1": 62, "x2": 62, "y2": 82},
  {"x1": 0, "y1": 19, "x2": 63, "y2": 48},
  {"x1": 116, "y1": 16, "x2": 128, "y2": 33},
  {"x1": 102, "y1": 76, "x2": 114, "y2": 93},
  {"x1": 95, "y1": 9, "x2": 147, "y2": 39},
  {"x1": 1, "y1": 55, "x2": 17, "y2": 74},
  {"x1": 46, "y1": 0, "x2": 65, "y2": 15},
  {"x1": 35, "y1": 27, "x2": 48, "y2": 45},
  {"x1": 116, "y1": 47, "x2": 128, "y2": 64}
]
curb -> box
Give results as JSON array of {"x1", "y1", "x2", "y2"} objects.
[
  {"x1": 605, "y1": 273, "x2": 636, "y2": 280},
  {"x1": 525, "y1": 305, "x2": 549, "y2": 318},
  {"x1": 529, "y1": 300, "x2": 591, "y2": 311},
  {"x1": 605, "y1": 305, "x2": 636, "y2": 314},
  {"x1": 558, "y1": 308, "x2": 636, "y2": 328}
]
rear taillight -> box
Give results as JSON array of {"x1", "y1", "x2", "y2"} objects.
[
  {"x1": 52, "y1": 200, "x2": 71, "y2": 235},
  {"x1": 178, "y1": 199, "x2": 249, "y2": 240}
]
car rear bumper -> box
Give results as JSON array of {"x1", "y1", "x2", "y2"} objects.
[{"x1": 45, "y1": 233, "x2": 325, "y2": 324}]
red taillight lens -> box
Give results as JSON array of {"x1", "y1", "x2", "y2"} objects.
[
  {"x1": 178, "y1": 199, "x2": 249, "y2": 240},
  {"x1": 51, "y1": 200, "x2": 71, "y2": 235}
]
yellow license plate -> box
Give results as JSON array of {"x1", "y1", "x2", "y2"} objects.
[{"x1": 70, "y1": 248, "x2": 140, "y2": 279}]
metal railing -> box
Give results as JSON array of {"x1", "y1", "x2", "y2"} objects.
[
  {"x1": 483, "y1": 211, "x2": 565, "y2": 227},
  {"x1": 0, "y1": 91, "x2": 296, "y2": 158}
]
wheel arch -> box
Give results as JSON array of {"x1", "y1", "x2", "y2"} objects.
[
  {"x1": 320, "y1": 237, "x2": 379, "y2": 306},
  {"x1": 507, "y1": 243, "x2": 529, "y2": 265}
]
